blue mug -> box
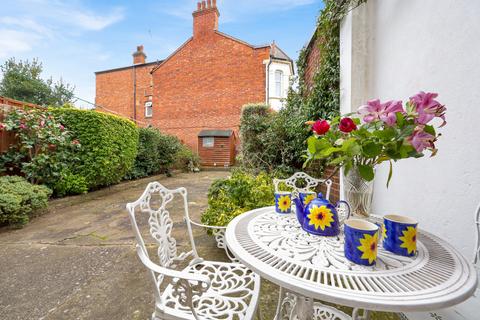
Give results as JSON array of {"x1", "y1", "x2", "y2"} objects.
[
  {"x1": 344, "y1": 219, "x2": 379, "y2": 266},
  {"x1": 275, "y1": 192, "x2": 292, "y2": 214},
  {"x1": 383, "y1": 214, "x2": 418, "y2": 257}
]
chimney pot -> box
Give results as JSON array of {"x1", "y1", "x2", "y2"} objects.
[
  {"x1": 207, "y1": 0, "x2": 212, "y2": 8},
  {"x1": 197, "y1": 2, "x2": 201, "y2": 10},
  {"x1": 133, "y1": 45, "x2": 146, "y2": 65},
  {"x1": 201, "y1": 0, "x2": 206, "y2": 10},
  {"x1": 213, "y1": 0, "x2": 217, "y2": 7}
]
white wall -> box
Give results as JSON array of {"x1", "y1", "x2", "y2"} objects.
[
  {"x1": 341, "y1": 0, "x2": 480, "y2": 257},
  {"x1": 268, "y1": 60, "x2": 292, "y2": 111}
]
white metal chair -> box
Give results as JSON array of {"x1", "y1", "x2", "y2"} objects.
[
  {"x1": 400, "y1": 202, "x2": 480, "y2": 320},
  {"x1": 273, "y1": 171, "x2": 333, "y2": 200},
  {"x1": 126, "y1": 182, "x2": 261, "y2": 320}
]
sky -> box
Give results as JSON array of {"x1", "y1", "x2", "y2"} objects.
[{"x1": 0, "y1": 0, "x2": 324, "y2": 108}]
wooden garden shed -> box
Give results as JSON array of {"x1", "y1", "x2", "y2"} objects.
[{"x1": 197, "y1": 129, "x2": 236, "y2": 167}]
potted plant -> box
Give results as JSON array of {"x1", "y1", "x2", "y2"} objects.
[{"x1": 304, "y1": 91, "x2": 446, "y2": 217}]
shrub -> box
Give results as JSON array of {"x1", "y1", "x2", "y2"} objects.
[
  {"x1": 127, "y1": 127, "x2": 181, "y2": 179},
  {"x1": 0, "y1": 107, "x2": 81, "y2": 187},
  {"x1": 51, "y1": 107, "x2": 139, "y2": 189},
  {"x1": 201, "y1": 170, "x2": 274, "y2": 227},
  {"x1": 53, "y1": 170, "x2": 88, "y2": 197},
  {"x1": 0, "y1": 176, "x2": 51, "y2": 226},
  {"x1": 175, "y1": 144, "x2": 200, "y2": 172}
]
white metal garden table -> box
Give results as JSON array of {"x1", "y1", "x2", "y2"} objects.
[{"x1": 225, "y1": 206, "x2": 478, "y2": 320}]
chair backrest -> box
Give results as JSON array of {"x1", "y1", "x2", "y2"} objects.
[
  {"x1": 273, "y1": 171, "x2": 332, "y2": 200},
  {"x1": 126, "y1": 182, "x2": 199, "y2": 300},
  {"x1": 474, "y1": 202, "x2": 480, "y2": 265}
]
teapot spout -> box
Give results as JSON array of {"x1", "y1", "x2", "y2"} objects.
[{"x1": 293, "y1": 197, "x2": 305, "y2": 225}]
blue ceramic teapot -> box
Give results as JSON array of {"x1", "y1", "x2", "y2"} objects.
[{"x1": 293, "y1": 193, "x2": 350, "y2": 236}]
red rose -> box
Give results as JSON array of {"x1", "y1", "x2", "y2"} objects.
[
  {"x1": 312, "y1": 120, "x2": 330, "y2": 135},
  {"x1": 339, "y1": 117, "x2": 357, "y2": 133}
]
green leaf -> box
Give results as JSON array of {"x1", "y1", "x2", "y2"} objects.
[
  {"x1": 318, "y1": 147, "x2": 341, "y2": 158},
  {"x1": 329, "y1": 156, "x2": 347, "y2": 165},
  {"x1": 386, "y1": 161, "x2": 393, "y2": 188},
  {"x1": 373, "y1": 128, "x2": 396, "y2": 141},
  {"x1": 352, "y1": 118, "x2": 361, "y2": 125},
  {"x1": 395, "y1": 112, "x2": 405, "y2": 127},
  {"x1": 358, "y1": 164, "x2": 374, "y2": 181},
  {"x1": 424, "y1": 125, "x2": 436, "y2": 136},
  {"x1": 307, "y1": 136, "x2": 317, "y2": 154},
  {"x1": 362, "y1": 142, "x2": 382, "y2": 158}
]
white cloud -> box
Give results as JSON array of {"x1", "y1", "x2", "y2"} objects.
[
  {"x1": 160, "y1": 0, "x2": 317, "y2": 22},
  {"x1": 0, "y1": 1, "x2": 125, "y2": 58}
]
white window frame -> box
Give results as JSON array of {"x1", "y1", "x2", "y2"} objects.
[
  {"x1": 145, "y1": 102, "x2": 153, "y2": 118},
  {"x1": 275, "y1": 70, "x2": 283, "y2": 97},
  {"x1": 202, "y1": 137, "x2": 214, "y2": 148}
]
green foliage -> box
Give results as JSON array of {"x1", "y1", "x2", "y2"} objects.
[
  {"x1": 0, "y1": 176, "x2": 51, "y2": 226},
  {"x1": 127, "y1": 127, "x2": 182, "y2": 179},
  {"x1": 0, "y1": 107, "x2": 81, "y2": 188},
  {"x1": 239, "y1": 1, "x2": 365, "y2": 175},
  {"x1": 201, "y1": 170, "x2": 274, "y2": 227},
  {"x1": 53, "y1": 171, "x2": 88, "y2": 197},
  {"x1": 51, "y1": 107, "x2": 139, "y2": 189},
  {"x1": 175, "y1": 144, "x2": 200, "y2": 172},
  {"x1": 0, "y1": 57, "x2": 75, "y2": 106}
]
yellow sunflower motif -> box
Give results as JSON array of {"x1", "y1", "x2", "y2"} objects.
[
  {"x1": 303, "y1": 193, "x2": 316, "y2": 205},
  {"x1": 357, "y1": 232, "x2": 379, "y2": 264},
  {"x1": 399, "y1": 226, "x2": 417, "y2": 254},
  {"x1": 382, "y1": 224, "x2": 387, "y2": 239},
  {"x1": 307, "y1": 205, "x2": 334, "y2": 231},
  {"x1": 277, "y1": 195, "x2": 291, "y2": 212}
]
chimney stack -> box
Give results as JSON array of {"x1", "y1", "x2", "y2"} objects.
[
  {"x1": 192, "y1": 1, "x2": 219, "y2": 38},
  {"x1": 133, "y1": 45, "x2": 146, "y2": 65}
]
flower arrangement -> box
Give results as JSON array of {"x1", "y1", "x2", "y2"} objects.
[{"x1": 305, "y1": 91, "x2": 446, "y2": 186}]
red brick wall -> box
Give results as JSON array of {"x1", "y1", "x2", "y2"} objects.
[
  {"x1": 149, "y1": 32, "x2": 269, "y2": 151},
  {"x1": 304, "y1": 33, "x2": 321, "y2": 93},
  {"x1": 95, "y1": 64, "x2": 154, "y2": 123}
]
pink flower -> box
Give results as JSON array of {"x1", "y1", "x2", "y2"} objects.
[
  {"x1": 312, "y1": 120, "x2": 330, "y2": 135},
  {"x1": 19, "y1": 123, "x2": 27, "y2": 130},
  {"x1": 358, "y1": 99, "x2": 404, "y2": 125},
  {"x1": 0, "y1": 123, "x2": 5, "y2": 131},
  {"x1": 379, "y1": 100, "x2": 404, "y2": 126},
  {"x1": 409, "y1": 91, "x2": 446, "y2": 127},
  {"x1": 72, "y1": 139, "x2": 80, "y2": 145},
  {"x1": 409, "y1": 127, "x2": 435, "y2": 153},
  {"x1": 39, "y1": 120, "x2": 45, "y2": 127},
  {"x1": 59, "y1": 124, "x2": 65, "y2": 131}
]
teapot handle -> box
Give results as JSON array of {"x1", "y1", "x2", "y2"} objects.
[{"x1": 335, "y1": 200, "x2": 351, "y2": 225}]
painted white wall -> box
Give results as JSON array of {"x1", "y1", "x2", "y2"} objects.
[
  {"x1": 341, "y1": 0, "x2": 480, "y2": 257},
  {"x1": 268, "y1": 60, "x2": 292, "y2": 111}
]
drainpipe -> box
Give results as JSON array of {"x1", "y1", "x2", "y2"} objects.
[
  {"x1": 265, "y1": 57, "x2": 272, "y2": 105},
  {"x1": 132, "y1": 65, "x2": 137, "y2": 123}
]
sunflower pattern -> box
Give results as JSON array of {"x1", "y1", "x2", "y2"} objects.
[
  {"x1": 303, "y1": 193, "x2": 316, "y2": 206},
  {"x1": 357, "y1": 232, "x2": 379, "y2": 264},
  {"x1": 399, "y1": 226, "x2": 417, "y2": 254},
  {"x1": 277, "y1": 195, "x2": 291, "y2": 213},
  {"x1": 307, "y1": 205, "x2": 334, "y2": 231},
  {"x1": 382, "y1": 224, "x2": 387, "y2": 239}
]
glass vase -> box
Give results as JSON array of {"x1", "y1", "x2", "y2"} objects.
[{"x1": 344, "y1": 167, "x2": 374, "y2": 218}]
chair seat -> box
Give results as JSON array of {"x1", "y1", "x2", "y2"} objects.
[
  {"x1": 158, "y1": 260, "x2": 261, "y2": 320},
  {"x1": 401, "y1": 289, "x2": 479, "y2": 320}
]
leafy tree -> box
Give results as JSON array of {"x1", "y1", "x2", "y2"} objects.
[{"x1": 0, "y1": 58, "x2": 75, "y2": 106}]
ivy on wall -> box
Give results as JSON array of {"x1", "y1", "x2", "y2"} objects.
[{"x1": 294, "y1": 0, "x2": 366, "y2": 120}]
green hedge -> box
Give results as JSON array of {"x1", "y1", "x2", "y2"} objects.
[
  {"x1": 201, "y1": 170, "x2": 274, "y2": 227},
  {"x1": 174, "y1": 144, "x2": 200, "y2": 172},
  {"x1": 127, "y1": 127, "x2": 181, "y2": 179},
  {"x1": 0, "y1": 176, "x2": 51, "y2": 226},
  {"x1": 51, "y1": 107, "x2": 139, "y2": 189}
]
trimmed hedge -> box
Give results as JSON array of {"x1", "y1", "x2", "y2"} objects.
[
  {"x1": 127, "y1": 127, "x2": 181, "y2": 179},
  {"x1": 0, "y1": 176, "x2": 51, "y2": 226},
  {"x1": 51, "y1": 107, "x2": 139, "y2": 189}
]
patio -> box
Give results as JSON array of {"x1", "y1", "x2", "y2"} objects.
[{"x1": 0, "y1": 171, "x2": 400, "y2": 320}]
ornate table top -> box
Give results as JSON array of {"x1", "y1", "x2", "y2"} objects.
[{"x1": 225, "y1": 206, "x2": 478, "y2": 312}]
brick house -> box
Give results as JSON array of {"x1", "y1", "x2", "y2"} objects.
[{"x1": 95, "y1": 0, "x2": 293, "y2": 166}]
